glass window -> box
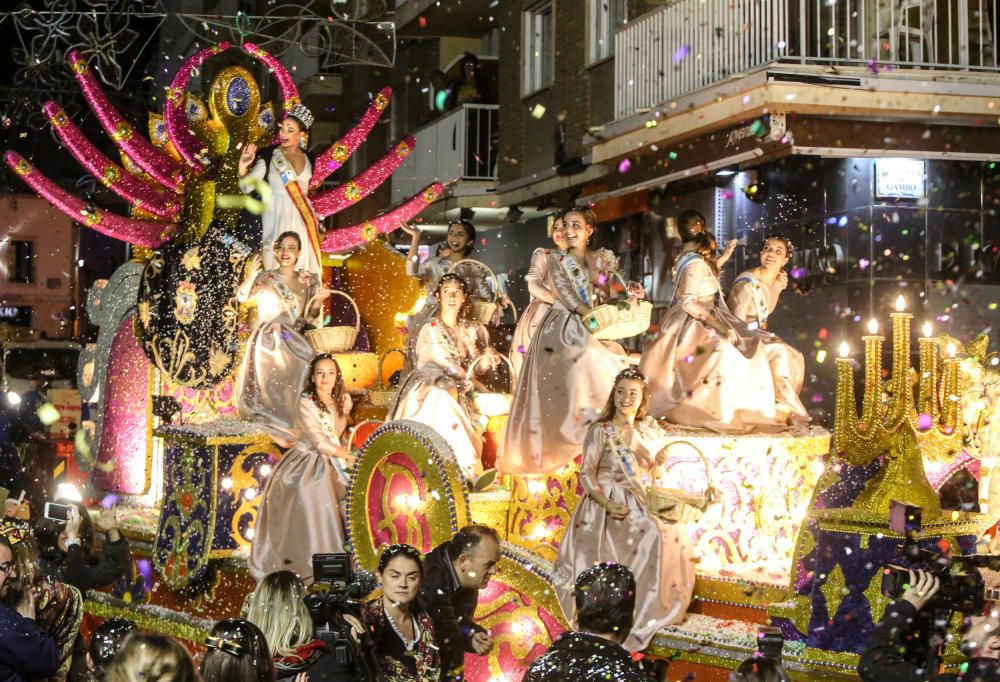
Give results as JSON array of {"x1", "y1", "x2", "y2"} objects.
[
  {"x1": 522, "y1": 2, "x2": 554, "y2": 96},
  {"x1": 589, "y1": 0, "x2": 627, "y2": 64},
  {"x1": 2, "y1": 240, "x2": 34, "y2": 283}
]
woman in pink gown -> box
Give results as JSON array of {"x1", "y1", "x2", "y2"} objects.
[
  {"x1": 727, "y1": 235, "x2": 806, "y2": 415},
  {"x1": 552, "y1": 368, "x2": 695, "y2": 651},
  {"x1": 498, "y1": 206, "x2": 631, "y2": 477},
  {"x1": 640, "y1": 233, "x2": 807, "y2": 431},
  {"x1": 388, "y1": 274, "x2": 501, "y2": 483},
  {"x1": 509, "y1": 213, "x2": 568, "y2": 381},
  {"x1": 249, "y1": 354, "x2": 353, "y2": 583}
]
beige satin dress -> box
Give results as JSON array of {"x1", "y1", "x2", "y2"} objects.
[
  {"x1": 389, "y1": 318, "x2": 491, "y2": 480},
  {"x1": 249, "y1": 393, "x2": 352, "y2": 583},
  {"x1": 498, "y1": 251, "x2": 629, "y2": 477},
  {"x1": 236, "y1": 270, "x2": 320, "y2": 443},
  {"x1": 727, "y1": 270, "x2": 807, "y2": 413},
  {"x1": 639, "y1": 252, "x2": 806, "y2": 432},
  {"x1": 552, "y1": 418, "x2": 695, "y2": 652},
  {"x1": 509, "y1": 248, "x2": 556, "y2": 381}
]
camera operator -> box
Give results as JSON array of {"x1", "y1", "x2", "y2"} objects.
[
  {"x1": 859, "y1": 569, "x2": 999, "y2": 682},
  {"x1": 523, "y1": 563, "x2": 658, "y2": 682},
  {"x1": 417, "y1": 524, "x2": 501, "y2": 681}
]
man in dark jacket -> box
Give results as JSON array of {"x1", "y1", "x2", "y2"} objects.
[
  {"x1": 858, "y1": 569, "x2": 1000, "y2": 682},
  {"x1": 524, "y1": 562, "x2": 657, "y2": 682},
  {"x1": 0, "y1": 534, "x2": 59, "y2": 682},
  {"x1": 417, "y1": 524, "x2": 501, "y2": 681}
]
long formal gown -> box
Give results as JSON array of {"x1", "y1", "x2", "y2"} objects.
[
  {"x1": 498, "y1": 251, "x2": 630, "y2": 477},
  {"x1": 553, "y1": 418, "x2": 694, "y2": 652},
  {"x1": 236, "y1": 270, "x2": 320, "y2": 444},
  {"x1": 639, "y1": 251, "x2": 807, "y2": 432},
  {"x1": 727, "y1": 270, "x2": 806, "y2": 413},
  {"x1": 389, "y1": 318, "x2": 491, "y2": 480},
  {"x1": 509, "y1": 248, "x2": 556, "y2": 381},
  {"x1": 241, "y1": 149, "x2": 322, "y2": 278},
  {"x1": 249, "y1": 393, "x2": 352, "y2": 582}
]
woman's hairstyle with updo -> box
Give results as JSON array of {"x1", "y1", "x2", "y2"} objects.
[
  {"x1": 377, "y1": 544, "x2": 424, "y2": 575},
  {"x1": 564, "y1": 205, "x2": 598, "y2": 229},
  {"x1": 273, "y1": 231, "x2": 302, "y2": 251},
  {"x1": 305, "y1": 353, "x2": 348, "y2": 416},
  {"x1": 597, "y1": 367, "x2": 650, "y2": 422},
  {"x1": 103, "y1": 633, "x2": 199, "y2": 682},
  {"x1": 244, "y1": 571, "x2": 313, "y2": 658},
  {"x1": 434, "y1": 273, "x2": 471, "y2": 320},
  {"x1": 446, "y1": 220, "x2": 477, "y2": 257},
  {"x1": 762, "y1": 234, "x2": 794, "y2": 257},
  {"x1": 200, "y1": 618, "x2": 274, "y2": 682},
  {"x1": 692, "y1": 232, "x2": 720, "y2": 276}
]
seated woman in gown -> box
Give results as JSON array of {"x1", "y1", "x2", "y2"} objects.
[
  {"x1": 236, "y1": 231, "x2": 330, "y2": 446},
  {"x1": 388, "y1": 273, "x2": 501, "y2": 485},
  {"x1": 552, "y1": 368, "x2": 694, "y2": 652},
  {"x1": 727, "y1": 235, "x2": 806, "y2": 415},
  {"x1": 508, "y1": 212, "x2": 568, "y2": 381},
  {"x1": 639, "y1": 233, "x2": 808, "y2": 432},
  {"x1": 499, "y1": 206, "x2": 631, "y2": 477},
  {"x1": 249, "y1": 354, "x2": 353, "y2": 582}
]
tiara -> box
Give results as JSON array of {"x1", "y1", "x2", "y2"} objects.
[
  {"x1": 287, "y1": 103, "x2": 315, "y2": 130},
  {"x1": 0, "y1": 519, "x2": 30, "y2": 546}
]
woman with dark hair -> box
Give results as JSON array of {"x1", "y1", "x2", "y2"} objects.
[
  {"x1": 35, "y1": 500, "x2": 129, "y2": 593},
  {"x1": 362, "y1": 544, "x2": 440, "y2": 681},
  {"x1": 499, "y1": 206, "x2": 633, "y2": 477},
  {"x1": 201, "y1": 618, "x2": 275, "y2": 682},
  {"x1": 238, "y1": 104, "x2": 323, "y2": 278},
  {"x1": 640, "y1": 232, "x2": 806, "y2": 431},
  {"x1": 103, "y1": 633, "x2": 198, "y2": 682},
  {"x1": 236, "y1": 231, "x2": 332, "y2": 446},
  {"x1": 388, "y1": 274, "x2": 500, "y2": 484},
  {"x1": 552, "y1": 368, "x2": 694, "y2": 652},
  {"x1": 445, "y1": 53, "x2": 492, "y2": 109},
  {"x1": 249, "y1": 354, "x2": 353, "y2": 582}
]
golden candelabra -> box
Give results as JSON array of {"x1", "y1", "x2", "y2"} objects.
[{"x1": 833, "y1": 296, "x2": 964, "y2": 518}]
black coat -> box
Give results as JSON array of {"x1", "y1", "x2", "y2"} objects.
[
  {"x1": 416, "y1": 542, "x2": 486, "y2": 682},
  {"x1": 859, "y1": 600, "x2": 999, "y2": 682},
  {"x1": 522, "y1": 631, "x2": 655, "y2": 682},
  {"x1": 0, "y1": 601, "x2": 59, "y2": 682},
  {"x1": 38, "y1": 536, "x2": 130, "y2": 594}
]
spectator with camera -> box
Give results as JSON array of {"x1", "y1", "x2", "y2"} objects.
[
  {"x1": 418, "y1": 524, "x2": 501, "y2": 681},
  {"x1": 363, "y1": 544, "x2": 440, "y2": 681},
  {"x1": 243, "y1": 570, "x2": 343, "y2": 680},
  {"x1": 0, "y1": 532, "x2": 59, "y2": 682},
  {"x1": 35, "y1": 500, "x2": 130, "y2": 593},
  {"x1": 859, "y1": 569, "x2": 1000, "y2": 682},
  {"x1": 523, "y1": 562, "x2": 659, "y2": 682}
]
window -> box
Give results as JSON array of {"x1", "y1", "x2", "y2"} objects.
[
  {"x1": 589, "y1": 0, "x2": 627, "y2": 64},
  {"x1": 2, "y1": 240, "x2": 34, "y2": 283},
  {"x1": 522, "y1": 2, "x2": 554, "y2": 96}
]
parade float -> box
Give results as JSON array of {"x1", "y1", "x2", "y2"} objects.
[{"x1": 6, "y1": 43, "x2": 1000, "y2": 682}]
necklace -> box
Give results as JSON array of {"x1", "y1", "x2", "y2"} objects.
[{"x1": 384, "y1": 602, "x2": 419, "y2": 653}]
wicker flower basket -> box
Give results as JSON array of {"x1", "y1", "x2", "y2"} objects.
[
  {"x1": 305, "y1": 290, "x2": 360, "y2": 353},
  {"x1": 583, "y1": 299, "x2": 653, "y2": 341},
  {"x1": 449, "y1": 259, "x2": 519, "y2": 325},
  {"x1": 647, "y1": 440, "x2": 716, "y2": 523},
  {"x1": 367, "y1": 348, "x2": 405, "y2": 408},
  {"x1": 470, "y1": 354, "x2": 514, "y2": 418}
]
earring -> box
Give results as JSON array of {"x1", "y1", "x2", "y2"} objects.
[{"x1": 299, "y1": 132, "x2": 309, "y2": 150}]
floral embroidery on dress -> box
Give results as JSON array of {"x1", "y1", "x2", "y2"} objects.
[{"x1": 362, "y1": 599, "x2": 441, "y2": 682}]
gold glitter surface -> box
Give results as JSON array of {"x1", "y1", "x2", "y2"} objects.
[
  {"x1": 506, "y1": 465, "x2": 582, "y2": 563},
  {"x1": 84, "y1": 599, "x2": 211, "y2": 644},
  {"x1": 819, "y1": 563, "x2": 847, "y2": 621}
]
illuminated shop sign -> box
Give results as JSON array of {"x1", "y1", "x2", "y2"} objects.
[
  {"x1": 0, "y1": 306, "x2": 32, "y2": 326},
  {"x1": 875, "y1": 158, "x2": 926, "y2": 199}
]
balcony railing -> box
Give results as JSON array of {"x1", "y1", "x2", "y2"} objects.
[
  {"x1": 391, "y1": 104, "x2": 498, "y2": 204},
  {"x1": 615, "y1": 0, "x2": 999, "y2": 120}
]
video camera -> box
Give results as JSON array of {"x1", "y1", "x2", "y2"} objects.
[
  {"x1": 880, "y1": 502, "x2": 1000, "y2": 615},
  {"x1": 305, "y1": 553, "x2": 380, "y2": 682}
]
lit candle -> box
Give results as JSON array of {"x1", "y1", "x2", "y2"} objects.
[
  {"x1": 867, "y1": 318, "x2": 879, "y2": 335},
  {"x1": 923, "y1": 321, "x2": 932, "y2": 338},
  {"x1": 839, "y1": 341, "x2": 849, "y2": 358},
  {"x1": 890, "y1": 297, "x2": 913, "y2": 410},
  {"x1": 895, "y1": 295, "x2": 906, "y2": 312}
]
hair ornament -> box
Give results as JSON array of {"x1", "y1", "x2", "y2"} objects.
[
  {"x1": 287, "y1": 103, "x2": 315, "y2": 130},
  {"x1": 205, "y1": 636, "x2": 244, "y2": 657}
]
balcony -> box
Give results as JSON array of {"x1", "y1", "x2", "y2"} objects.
[
  {"x1": 391, "y1": 104, "x2": 498, "y2": 205},
  {"x1": 614, "y1": 0, "x2": 999, "y2": 120}
]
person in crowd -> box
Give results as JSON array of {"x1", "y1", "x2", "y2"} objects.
[
  {"x1": 400, "y1": 220, "x2": 495, "y2": 375},
  {"x1": 675, "y1": 209, "x2": 737, "y2": 269},
  {"x1": 85, "y1": 617, "x2": 137, "y2": 681},
  {"x1": 552, "y1": 368, "x2": 694, "y2": 651},
  {"x1": 236, "y1": 233, "x2": 331, "y2": 447},
  {"x1": 499, "y1": 205, "x2": 632, "y2": 477},
  {"x1": 0, "y1": 532, "x2": 59, "y2": 682},
  {"x1": 362, "y1": 544, "x2": 440, "y2": 681},
  {"x1": 243, "y1": 570, "x2": 341, "y2": 680},
  {"x1": 727, "y1": 235, "x2": 805, "y2": 415},
  {"x1": 640, "y1": 232, "x2": 808, "y2": 431},
  {"x1": 418, "y1": 524, "x2": 501, "y2": 682},
  {"x1": 523, "y1": 563, "x2": 658, "y2": 682},
  {"x1": 730, "y1": 657, "x2": 788, "y2": 682},
  {"x1": 859, "y1": 570, "x2": 999, "y2": 682},
  {"x1": 250, "y1": 355, "x2": 353, "y2": 583},
  {"x1": 200, "y1": 618, "x2": 275, "y2": 682},
  {"x1": 103, "y1": 633, "x2": 199, "y2": 682},
  {"x1": 388, "y1": 274, "x2": 501, "y2": 485},
  {"x1": 445, "y1": 53, "x2": 492, "y2": 109},
  {"x1": 238, "y1": 105, "x2": 322, "y2": 278},
  {"x1": 509, "y1": 212, "x2": 568, "y2": 381},
  {"x1": 35, "y1": 500, "x2": 130, "y2": 593}
]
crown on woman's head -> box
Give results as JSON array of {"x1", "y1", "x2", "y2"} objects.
[{"x1": 288, "y1": 103, "x2": 315, "y2": 130}]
